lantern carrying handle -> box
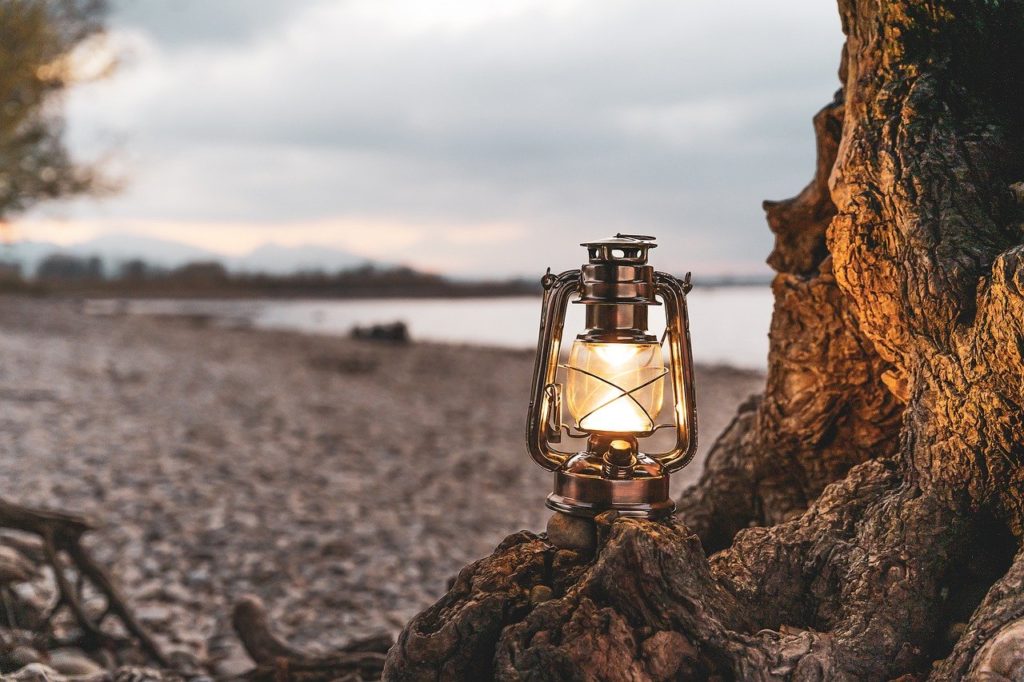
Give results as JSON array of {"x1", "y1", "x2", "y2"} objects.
[
  {"x1": 646, "y1": 271, "x2": 699, "y2": 471},
  {"x1": 526, "y1": 268, "x2": 582, "y2": 470}
]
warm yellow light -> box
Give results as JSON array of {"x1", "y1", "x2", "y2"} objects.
[{"x1": 565, "y1": 341, "x2": 665, "y2": 433}]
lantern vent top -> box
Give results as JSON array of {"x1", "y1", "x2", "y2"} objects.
[{"x1": 581, "y1": 234, "x2": 657, "y2": 265}]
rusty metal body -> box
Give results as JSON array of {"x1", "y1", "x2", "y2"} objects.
[{"x1": 526, "y1": 235, "x2": 698, "y2": 519}]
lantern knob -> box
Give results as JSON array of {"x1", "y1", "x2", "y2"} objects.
[{"x1": 602, "y1": 439, "x2": 637, "y2": 479}]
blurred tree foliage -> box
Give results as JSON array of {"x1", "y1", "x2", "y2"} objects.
[{"x1": 0, "y1": 0, "x2": 109, "y2": 222}]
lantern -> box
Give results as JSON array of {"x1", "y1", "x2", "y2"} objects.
[{"x1": 526, "y1": 234, "x2": 697, "y2": 519}]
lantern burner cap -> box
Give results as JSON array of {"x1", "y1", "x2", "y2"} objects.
[
  {"x1": 581, "y1": 234, "x2": 657, "y2": 265},
  {"x1": 576, "y1": 234, "x2": 658, "y2": 309}
]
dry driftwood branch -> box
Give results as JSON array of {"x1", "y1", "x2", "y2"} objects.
[
  {"x1": 231, "y1": 595, "x2": 390, "y2": 682},
  {"x1": 0, "y1": 500, "x2": 166, "y2": 668},
  {"x1": 384, "y1": 0, "x2": 1024, "y2": 679}
]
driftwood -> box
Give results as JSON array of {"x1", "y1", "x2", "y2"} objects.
[
  {"x1": 0, "y1": 500, "x2": 392, "y2": 681},
  {"x1": 231, "y1": 596, "x2": 391, "y2": 682},
  {"x1": 0, "y1": 500, "x2": 166, "y2": 669},
  {"x1": 384, "y1": 0, "x2": 1024, "y2": 679}
]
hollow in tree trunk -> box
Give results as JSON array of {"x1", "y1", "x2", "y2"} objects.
[{"x1": 383, "y1": 1, "x2": 1024, "y2": 679}]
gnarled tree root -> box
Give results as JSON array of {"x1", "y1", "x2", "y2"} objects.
[
  {"x1": 932, "y1": 547, "x2": 1024, "y2": 681},
  {"x1": 385, "y1": 459, "x2": 1024, "y2": 680}
]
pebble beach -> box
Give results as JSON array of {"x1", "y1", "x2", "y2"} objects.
[{"x1": 0, "y1": 297, "x2": 764, "y2": 673}]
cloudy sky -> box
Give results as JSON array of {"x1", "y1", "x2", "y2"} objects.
[{"x1": 21, "y1": 0, "x2": 844, "y2": 277}]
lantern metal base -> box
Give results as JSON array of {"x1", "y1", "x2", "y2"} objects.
[{"x1": 545, "y1": 452, "x2": 676, "y2": 520}]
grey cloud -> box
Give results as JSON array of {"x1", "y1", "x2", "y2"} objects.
[
  {"x1": 62, "y1": 1, "x2": 845, "y2": 276},
  {"x1": 111, "y1": 0, "x2": 326, "y2": 48}
]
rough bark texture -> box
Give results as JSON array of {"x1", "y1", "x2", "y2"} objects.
[{"x1": 385, "y1": 1, "x2": 1024, "y2": 679}]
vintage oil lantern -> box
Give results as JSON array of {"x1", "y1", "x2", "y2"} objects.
[{"x1": 526, "y1": 234, "x2": 697, "y2": 519}]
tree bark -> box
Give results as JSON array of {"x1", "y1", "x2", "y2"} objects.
[{"x1": 385, "y1": 1, "x2": 1024, "y2": 679}]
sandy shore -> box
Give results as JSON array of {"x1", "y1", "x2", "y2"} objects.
[{"x1": 0, "y1": 297, "x2": 763, "y2": 671}]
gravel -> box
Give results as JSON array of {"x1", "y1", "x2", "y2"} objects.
[{"x1": 0, "y1": 297, "x2": 763, "y2": 666}]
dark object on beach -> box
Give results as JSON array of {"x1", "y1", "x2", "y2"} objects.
[
  {"x1": 351, "y1": 321, "x2": 409, "y2": 343},
  {"x1": 384, "y1": 2, "x2": 1024, "y2": 680}
]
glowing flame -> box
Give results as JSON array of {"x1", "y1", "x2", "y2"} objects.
[{"x1": 578, "y1": 389, "x2": 653, "y2": 432}]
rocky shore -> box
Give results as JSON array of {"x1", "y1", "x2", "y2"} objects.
[{"x1": 0, "y1": 297, "x2": 763, "y2": 674}]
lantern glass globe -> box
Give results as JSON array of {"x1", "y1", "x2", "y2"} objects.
[{"x1": 565, "y1": 340, "x2": 665, "y2": 433}]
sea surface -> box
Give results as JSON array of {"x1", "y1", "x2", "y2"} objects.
[{"x1": 92, "y1": 285, "x2": 773, "y2": 369}]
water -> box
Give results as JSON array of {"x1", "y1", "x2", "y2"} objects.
[{"x1": 95, "y1": 286, "x2": 773, "y2": 369}]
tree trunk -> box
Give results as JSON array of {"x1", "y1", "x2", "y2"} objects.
[{"x1": 384, "y1": 1, "x2": 1024, "y2": 679}]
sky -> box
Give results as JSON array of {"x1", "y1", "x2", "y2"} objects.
[{"x1": 19, "y1": 0, "x2": 845, "y2": 278}]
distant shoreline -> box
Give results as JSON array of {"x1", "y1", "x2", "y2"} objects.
[
  {"x1": 8, "y1": 251, "x2": 771, "y2": 299},
  {"x1": 3, "y1": 278, "x2": 771, "y2": 301}
]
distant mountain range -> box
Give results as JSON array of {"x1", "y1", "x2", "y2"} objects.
[{"x1": 0, "y1": 234, "x2": 376, "y2": 276}]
